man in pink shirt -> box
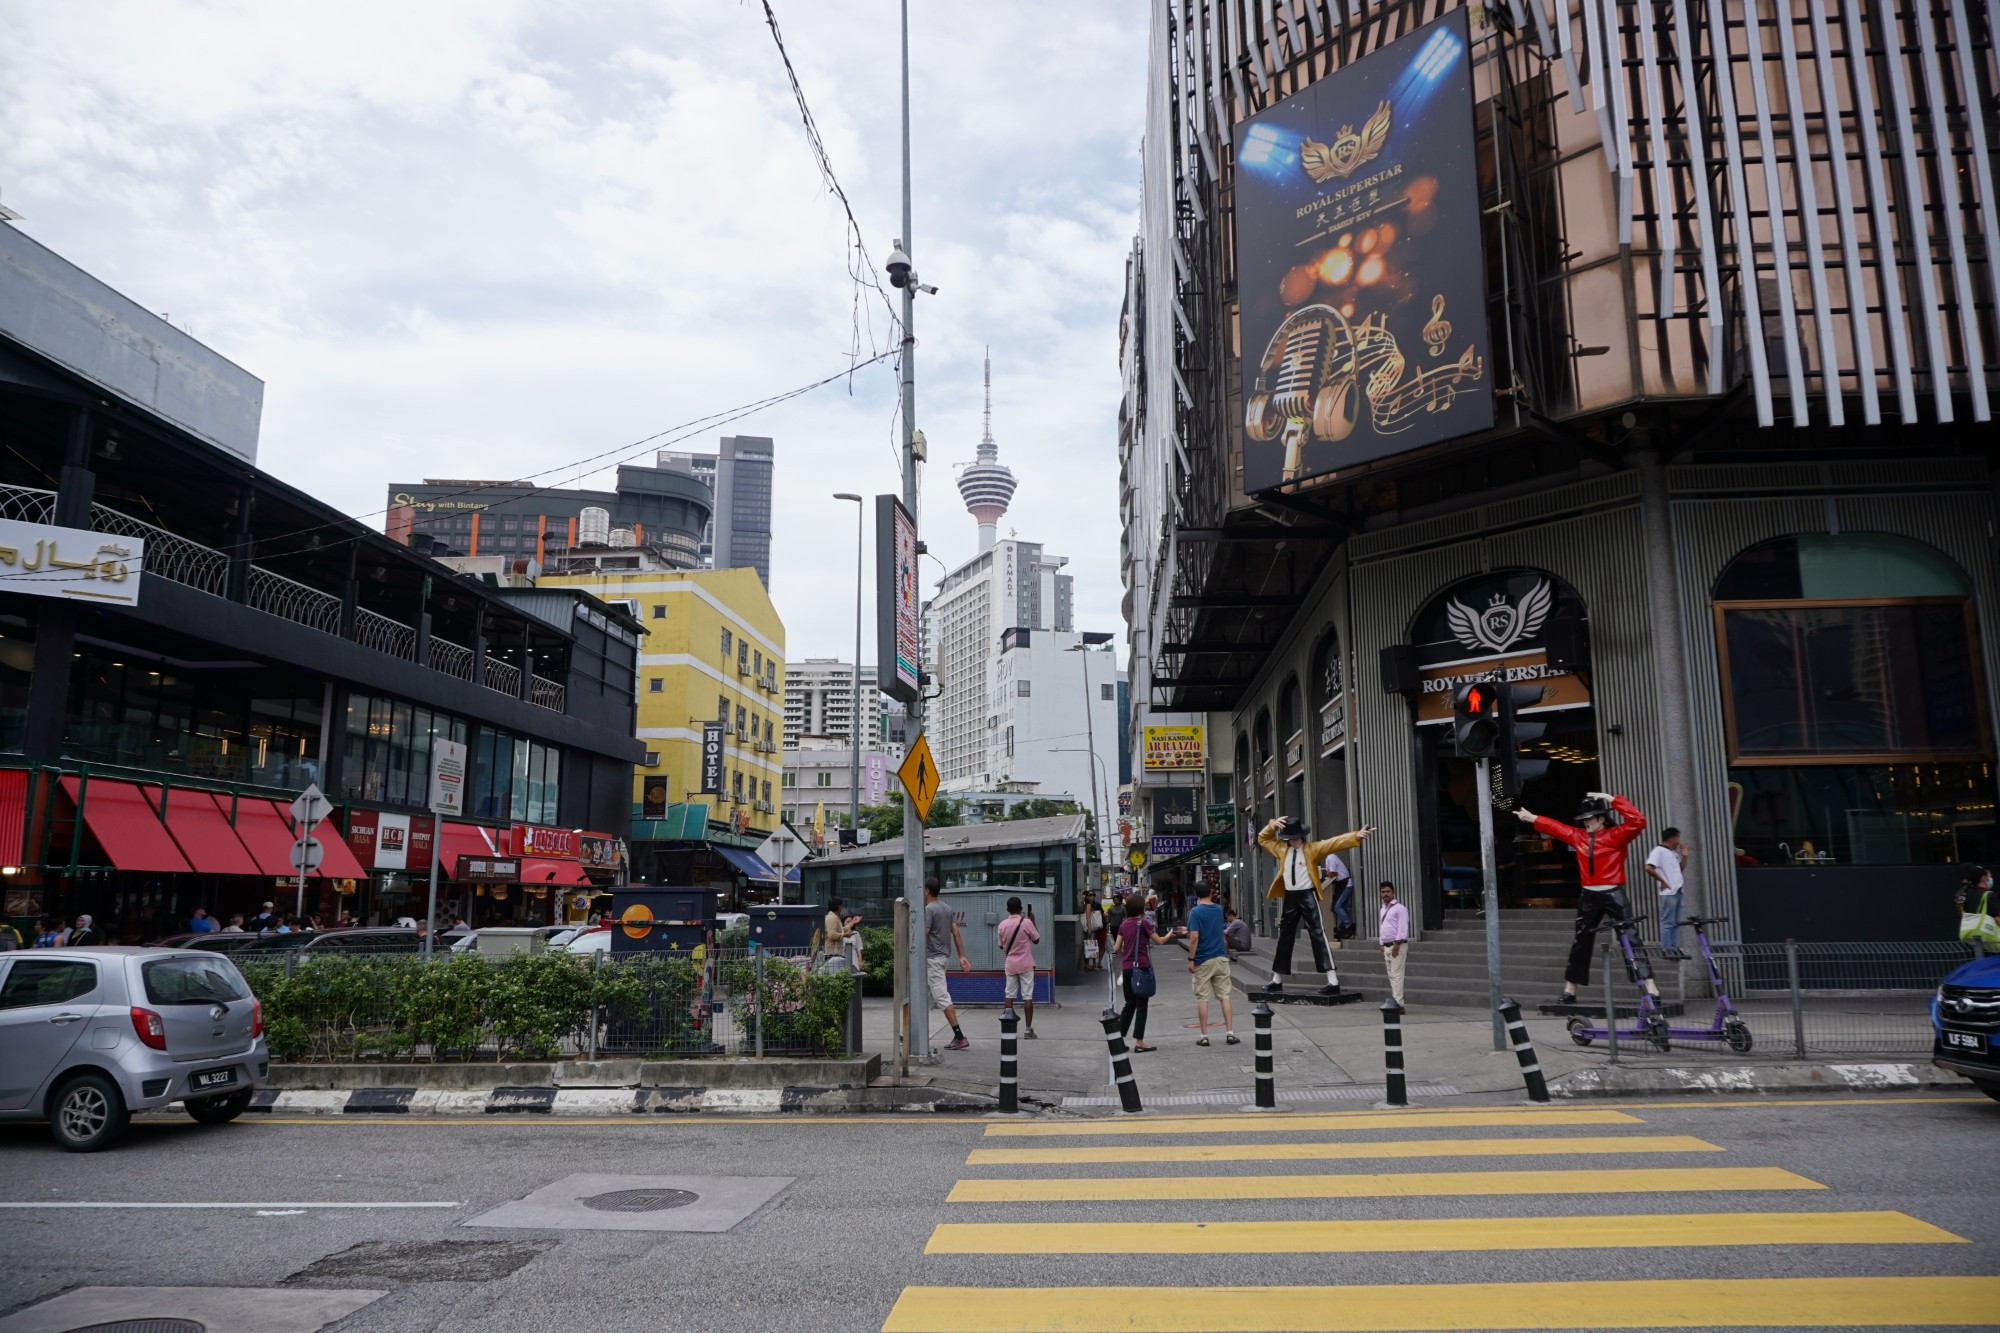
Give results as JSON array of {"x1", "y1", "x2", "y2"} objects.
[{"x1": 998, "y1": 897, "x2": 1042, "y2": 1038}]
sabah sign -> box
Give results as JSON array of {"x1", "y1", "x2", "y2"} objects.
[
  {"x1": 1233, "y1": 9, "x2": 1491, "y2": 492},
  {"x1": 0, "y1": 517, "x2": 144, "y2": 606},
  {"x1": 1141, "y1": 725, "x2": 1206, "y2": 771},
  {"x1": 896, "y1": 732, "x2": 941, "y2": 824}
]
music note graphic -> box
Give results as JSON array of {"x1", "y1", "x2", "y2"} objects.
[{"x1": 1422, "y1": 295, "x2": 1452, "y2": 357}]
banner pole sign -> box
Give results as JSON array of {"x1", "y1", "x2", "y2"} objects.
[
  {"x1": 421, "y1": 740, "x2": 466, "y2": 961},
  {"x1": 1233, "y1": 8, "x2": 1491, "y2": 493},
  {"x1": 874, "y1": 494, "x2": 921, "y2": 704}
]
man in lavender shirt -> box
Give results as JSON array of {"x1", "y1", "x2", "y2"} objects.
[
  {"x1": 998, "y1": 897, "x2": 1042, "y2": 1038},
  {"x1": 1378, "y1": 881, "x2": 1411, "y2": 1009}
]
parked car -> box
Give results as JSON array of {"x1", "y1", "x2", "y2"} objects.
[
  {"x1": 298, "y1": 928, "x2": 423, "y2": 955},
  {"x1": 0, "y1": 947, "x2": 269, "y2": 1151},
  {"x1": 1933, "y1": 952, "x2": 2000, "y2": 1101},
  {"x1": 564, "y1": 926, "x2": 612, "y2": 957},
  {"x1": 158, "y1": 931, "x2": 315, "y2": 957}
]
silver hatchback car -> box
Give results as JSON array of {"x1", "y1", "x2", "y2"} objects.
[{"x1": 0, "y1": 947, "x2": 270, "y2": 1151}]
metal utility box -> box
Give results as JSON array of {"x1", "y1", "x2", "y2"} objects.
[
  {"x1": 746, "y1": 903, "x2": 823, "y2": 952},
  {"x1": 938, "y1": 887, "x2": 1056, "y2": 1004},
  {"x1": 471, "y1": 927, "x2": 546, "y2": 957},
  {"x1": 609, "y1": 888, "x2": 714, "y2": 955}
]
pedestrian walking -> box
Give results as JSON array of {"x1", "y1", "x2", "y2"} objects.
[
  {"x1": 249, "y1": 902, "x2": 276, "y2": 933},
  {"x1": 34, "y1": 917, "x2": 63, "y2": 948},
  {"x1": 1184, "y1": 881, "x2": 1236, "y2": 1045},
  {"x1": 821, "y1": 897, "x2": 860, "y2": 966},
  {"x1": 997, "y1": 897, "x2": 1041, "y2": 1038},
  {"x1": 1515, "y1": 792, "x2": 1664, "y2": 1006},
  {"x1": 64, "y1": 914, "x2": 97, "y2": 948},
  {"x1": 1377, "y1": 881, "x2": 1410, "y2": 1008},
  {"x1": 1322, "y1": 849, "x2": 1356, "y2": 940},
  {"x1": 1081, "y1": 898, "x2": 1105, "y2": 971},
  {"x1": 188, "y1": 907, "x2": 217, "y2": 935},
  {"x1": 1115, "y1": 891, "x2": 1176, "y2": 1052},
  {"x1": 1645, "y1": 828, "x2": 1689, "y2": 959},
  {"x1": 1255, "y1": 815, "x2": 1376, "y2": 997},
  {"x1": 924, "y1": 878, "x2": 972, "y2": 1051}
]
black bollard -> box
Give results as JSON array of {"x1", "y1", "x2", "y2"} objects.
[
  {"x1": 998, "y1": 1010, "x2": 1019, "y2": 1114},
  {"x1": 1252, "y1": 1002, "x2": 1276, "y2": 1109},
  {"x1": 1380, "y1": 1000, "x2": 1408, "y2": 1108},
  {"x1": 1497, "y1": 999, "x2": 1551, "y2": 1103},
  {"x1": 1099, "y1": 1008, "x2": 1144, "y2": 1114}
]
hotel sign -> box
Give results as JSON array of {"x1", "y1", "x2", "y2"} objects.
[{"x1": 0, "y1": 518, "x2": 143, "y2": 606}]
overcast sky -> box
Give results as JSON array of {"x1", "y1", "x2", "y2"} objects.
[{"x1": 0, "y1": 1, "x2": 1144, "y2": 657}]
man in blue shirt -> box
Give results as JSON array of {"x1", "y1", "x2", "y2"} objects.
[
  {"x1": 188, "y1": 908, "x2": 217, "y2": 934},
  {"x1": 1184, "y1": 880, "x2": 1237, "y2": 1046}
]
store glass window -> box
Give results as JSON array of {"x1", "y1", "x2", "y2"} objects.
[
  {"x1": 1715, "y1": 535, "x2": 1994, "y2": 866},
  {"x1": 341, "y1": 693, "x2": 466, "y2": 808}
]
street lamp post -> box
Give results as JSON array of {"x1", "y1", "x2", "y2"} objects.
[
  {"x1": 1047, "y1": 747, "x2": 1112, "y2": 867},
  {"x1": 834, "y1": 493, "x2": 864, "y2": 840},
  {"x1": 1065, "y1": 641, "x2": 1111, "y2": 867}
]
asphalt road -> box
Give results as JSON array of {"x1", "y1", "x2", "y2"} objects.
[{"x1": 0, "y1": 1094, "x2": 1995, "y2": 1332}]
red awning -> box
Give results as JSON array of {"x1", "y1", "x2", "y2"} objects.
[
  {"x1": 0, "y1": 769, "x2": 26, "y2": 866},
  {"x1": 518, "y1": 856, "x2": 590, "y2": 887},
  {"x1": 58, "y1": 777, "x2": 191, "y2": 873},
  {"x1": 436, "y1": 821, "x2": 499, "y2": 877},
  {"x1": 143, "y1": 788, "x2": 259, "y2": 876},
  {"x1": 225, "y1": 797, "x2": 306, "y2": 877},
  {"x1": 306, "y1": 818, "x2": 367, "y2": 880}
]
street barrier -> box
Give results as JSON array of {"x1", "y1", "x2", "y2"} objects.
[
  {"x1": 1099, "y1": 1008, "x2": 1144, "y2": 1114},
  {"x1": 1497, "y1": 998, "x2": 1550, "y2": 1102},
  {"x1": 998, "y1": 1010, "x2": 1019, "y2": 1114},
  {"x1": 1251, "y1": 1002, "x2": 1276, "y2": 1110},
  {"x1": 1379, "y1": 1000, "x2": 1407, "y2": 1108}
]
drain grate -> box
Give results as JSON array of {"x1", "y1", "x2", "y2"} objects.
[
  {"x1": 62, "y1": 1322, "x2": 206, "y2": 1333},
  {"x1": 581, "y1": 1188, "x2": 701, "y2": 1213}
]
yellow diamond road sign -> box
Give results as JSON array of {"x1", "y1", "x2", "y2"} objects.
[{"x1": 896, "y1": 732, "x2": 941, "y2": 824}]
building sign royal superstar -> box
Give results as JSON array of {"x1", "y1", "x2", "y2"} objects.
[{"x1": 1409, "y1": 570, "x2": 1590, "y2": 726}]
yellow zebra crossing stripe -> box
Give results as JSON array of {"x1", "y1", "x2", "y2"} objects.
[
  {"x1": 924, "y1": 1209, "x2": 1963, "y2": 1254},
  {"x1": 966, "y1": 1133, "x2": 1721, "y2": 1165},
  {"x1": 945, "y1": 1165, "x2": 1822, "y2": 1203},
  {"x1": 881, "y1": 1276, "x2": 2000, "y2": 1331},
  {"x1": 981, "y1": 1109, "x2": 1639, "y2": 1137}
]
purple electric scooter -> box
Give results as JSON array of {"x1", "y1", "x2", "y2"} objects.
[{"x1": 1566, "y1": 914, "x2": 1753, "y2": 1053}]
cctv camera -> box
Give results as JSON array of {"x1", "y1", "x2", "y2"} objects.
[{"x1": 887, "y1": 239, "x2": 912, "y2": 288}]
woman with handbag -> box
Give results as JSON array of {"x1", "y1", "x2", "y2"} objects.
[{"x1": 1116, "y1": 891, "x2": 1181, "y2": 1052}]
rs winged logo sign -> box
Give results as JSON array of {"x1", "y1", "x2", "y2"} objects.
[
  {"x1": 1300, "y1": 100, "x2": 1393, "y2": 182},
  {"x1": 1445, "y1": 579, "x2": 1553, "y2": 654}
]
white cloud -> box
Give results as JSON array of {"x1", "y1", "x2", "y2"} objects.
[{"x1": 0, "y1": 0, "x2": 1144, "y2": 655}]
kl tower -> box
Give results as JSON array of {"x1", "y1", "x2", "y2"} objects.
[{"x1": 956, "y1": 348, "x2": 1019, "y2": 552}]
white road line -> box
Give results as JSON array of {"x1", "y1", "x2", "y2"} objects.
[{"x1": 0, "y1": 1192, "x2": 460, "y2": 1200}]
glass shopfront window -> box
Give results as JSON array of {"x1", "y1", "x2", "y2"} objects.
[
  {"x1": 468, "y1": 726, "x2": 559, "y2": 823},
  {"x1": 1715, "y1": 535, "x2": 1995, "y2": 867},
  {"x1": 341, "y1": 692, "x2": 468, "y2": 808}
]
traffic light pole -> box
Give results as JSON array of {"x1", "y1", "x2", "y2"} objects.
[{"x1": 1476, "y1": 757, "x2": 1504, "y2": 1051}]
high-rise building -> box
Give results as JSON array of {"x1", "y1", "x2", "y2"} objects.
[
  {"x1": 383, "y1": 464, "x2": 710, "y2": 571},
  {"x1": 782, "y1": 658, "x2": 902, "y2": 750},
  {"x1": 658, "y1": 435, "x2": 774, "y2": 587}
]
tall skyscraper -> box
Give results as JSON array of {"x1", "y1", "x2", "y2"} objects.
[
  {"x1": 658, "y1": 435, "x2": 775, "y2": 588},
  {"x1": 955, "y1": 351, "x2": 1018, "y2": 553}
]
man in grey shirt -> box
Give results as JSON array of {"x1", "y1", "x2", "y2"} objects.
[{"x1": 924, "y1": 877, "x2": 971, "y2": 1050}]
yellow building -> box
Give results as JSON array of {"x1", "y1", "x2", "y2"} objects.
[{"x1": 540, "y1": 564, "x2": 784, "y2": 838}]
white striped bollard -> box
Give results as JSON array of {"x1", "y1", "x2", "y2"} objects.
[
  {"x1": 1252, "y1": 1002, "x2": 1276, "y2": 1109},
  {"x1": 1379, "y1": 1000, "x2": 1407, "y2": 1108},
  {"x1": 998, "y1": 1010, "x2": 1018, "y2": 1114},
  {"x1": 1497, "y1": 998, "x2": 1551, "y2": 1103},
  {"x1": 1099, "y1": 1008, "x2": 1143, "y2": 1114}
]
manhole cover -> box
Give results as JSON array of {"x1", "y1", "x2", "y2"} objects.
[
  {"x1": 581, "y1": 1188, "x2": 700, "y2": 1213},
  {"x1": 63, "y1": 1322, "x2": 206, "y2": 1333}
]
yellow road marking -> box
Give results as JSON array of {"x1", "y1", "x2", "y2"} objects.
[
  {"x1": 982, "y1": 1109, "x2": 1639, "y2": 1137},
  {"x1": 881, "y1": 1277, "x2": 2000, "y2": 1331},
  {"x1": 924, "y1": 1210, "x2": 1963, "y2": 1255},
  {"x1": 966, "y1": 1133, "x2": 1721, "y2": 1165},
  {"x1": 945, "y1": 1165, "x2": 1821, "y2": 1202},
  {"x1": 242, "y1": 1116, "x2": 945, "y2": 1127}
]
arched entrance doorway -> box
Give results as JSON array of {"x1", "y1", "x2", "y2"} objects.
[{"x1": 1410, "y1": 569, "x2": 1598, "y2": 925}]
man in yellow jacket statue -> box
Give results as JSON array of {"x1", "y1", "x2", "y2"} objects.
[{"x1": 1256, "y1": 815, "x2": 1376, "y2": 997}]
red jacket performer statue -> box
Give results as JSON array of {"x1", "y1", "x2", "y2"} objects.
[{"x1": 1514, "y1": 792, "x2": 1663, "y2": 1007}]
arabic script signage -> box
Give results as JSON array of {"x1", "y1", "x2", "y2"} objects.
[{"x1": 0, "y1": 518, "x2": 143, "y2": 606}]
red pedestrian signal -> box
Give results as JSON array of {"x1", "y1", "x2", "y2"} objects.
[{"x1": 1452, "y1": 682, "x2": 1500, "y2": 758}]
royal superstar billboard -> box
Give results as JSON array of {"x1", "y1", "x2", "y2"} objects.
[{"x1": 1234, "y1": 9, "x2": 1491, "y2": 493}]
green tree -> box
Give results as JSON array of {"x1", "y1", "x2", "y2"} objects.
[
  {"x1": 858, "y1": 793, "x2": 964, "y2": 843},
  {"x1": 1005, "y1": 798, "x2": 1081, "y2": 821}
]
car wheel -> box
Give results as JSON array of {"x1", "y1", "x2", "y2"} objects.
[
  {"x1": 1977, "y1": 1084, "x2": 2000, "y2": 1104},
  {"x1": 50, "y1": 1072, "x2": 130, "y2": 1153},
  {"x1": 186, "y1": 1088, "x2": 255, "y2": 1124}
]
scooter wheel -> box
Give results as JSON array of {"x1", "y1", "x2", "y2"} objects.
[
  {"x1": 1566, "y1": 1017, "x2": 1592, "y2": 1047},
  {"x1": 1725, "y1": 1021, "x2": 1753, "y2": 1053}
]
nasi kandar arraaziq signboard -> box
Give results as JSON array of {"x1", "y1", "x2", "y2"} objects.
[{"x1": 1234, "y1": 9, "x2": 1491, "y2": 493}]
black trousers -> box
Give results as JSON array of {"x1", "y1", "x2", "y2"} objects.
[
  {"x1": 1117, "y1": 968, "x2": 1150, "y2": 1041},
  {"x1": 1564, "y1": 886, "x2": 1655, "y2": 988},
  {"x1": 1272, "y1": 891, "x2": 1334, "y2": 976}
]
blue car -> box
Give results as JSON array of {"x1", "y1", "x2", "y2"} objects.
[{"x1": 1933, "y1": 952, "x2": 2000, "y2": 1101}]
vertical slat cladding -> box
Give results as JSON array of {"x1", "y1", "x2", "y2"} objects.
[
  {"x1": 1210, "y1": 0, "x2": 1233, "y2": 146},
  {"x1": 1740, "y1": 0, "x2": 1812, "y2": 422},
  {"x1": 1226, "y1": 0, "x2": 1252, "y2": 107},
  {"x1": 1838, "y1": 0, "x2": 1915, "y2": 423},
  {"x1": 1804, "y1": 0, "x2": 1879, "y2": 425},
  {"x1": 1874, "y1": 0, "x2": 1954, "y2": 421},
  {"x1": 1668, "y1": 0, "x2": 1726, "y2": 393},
  {"x1": 1603, "y1": 0, "x2": 1636, "y2": 239},
  {"x1": 1706, "y1": 0, "x2": 1775, "y2": 427},
  {"x1": 1635, "y1": 0, "x2": 1679, "y2": 315},
  {"x1": 1536, "y1": 0, "x2": 1587, "y2": 111},
  {"x1": 1947, "y1": 3, "x2": 2000, "y2": 352},
  {"x1": 1190, "y1": 1, "x2": 1219, "y2": 179},
  {"x1": 1909, "y1": 0, "x2": 1991, "y2": 423},
  {"x1": 1770, "y1": 0, "x2": 1845, "y2": 426},
  {"x1": 1582, "y1": 0, "x2": 1611, "y2": 111}
]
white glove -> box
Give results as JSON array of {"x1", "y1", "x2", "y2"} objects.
[{"x1": 1514, "y1": 808, "x2": 1537, "y2": 824}]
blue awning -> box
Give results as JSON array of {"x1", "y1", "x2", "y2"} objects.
[{"x1": 713, "y1": 845, "x2": 801, "y2": 883}]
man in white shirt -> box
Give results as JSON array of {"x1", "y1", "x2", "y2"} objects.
[
  {"x1": 1321, "y1": 850, "x2": 1356, "y2": 940},
  {"x1": 1645, "y1": 827, "x2": 1689, "y2": 960},
  {"x1": 1377, "y1": 881, "x2": 1411, "y2": 1008}
]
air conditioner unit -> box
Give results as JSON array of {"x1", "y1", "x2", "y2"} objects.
[
  {"x1": 735, "y1": 726, "x2": 749, "y2": 741},
  {"x1": 737, "y1": 662, "x2": 751, "y2": 677}
]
